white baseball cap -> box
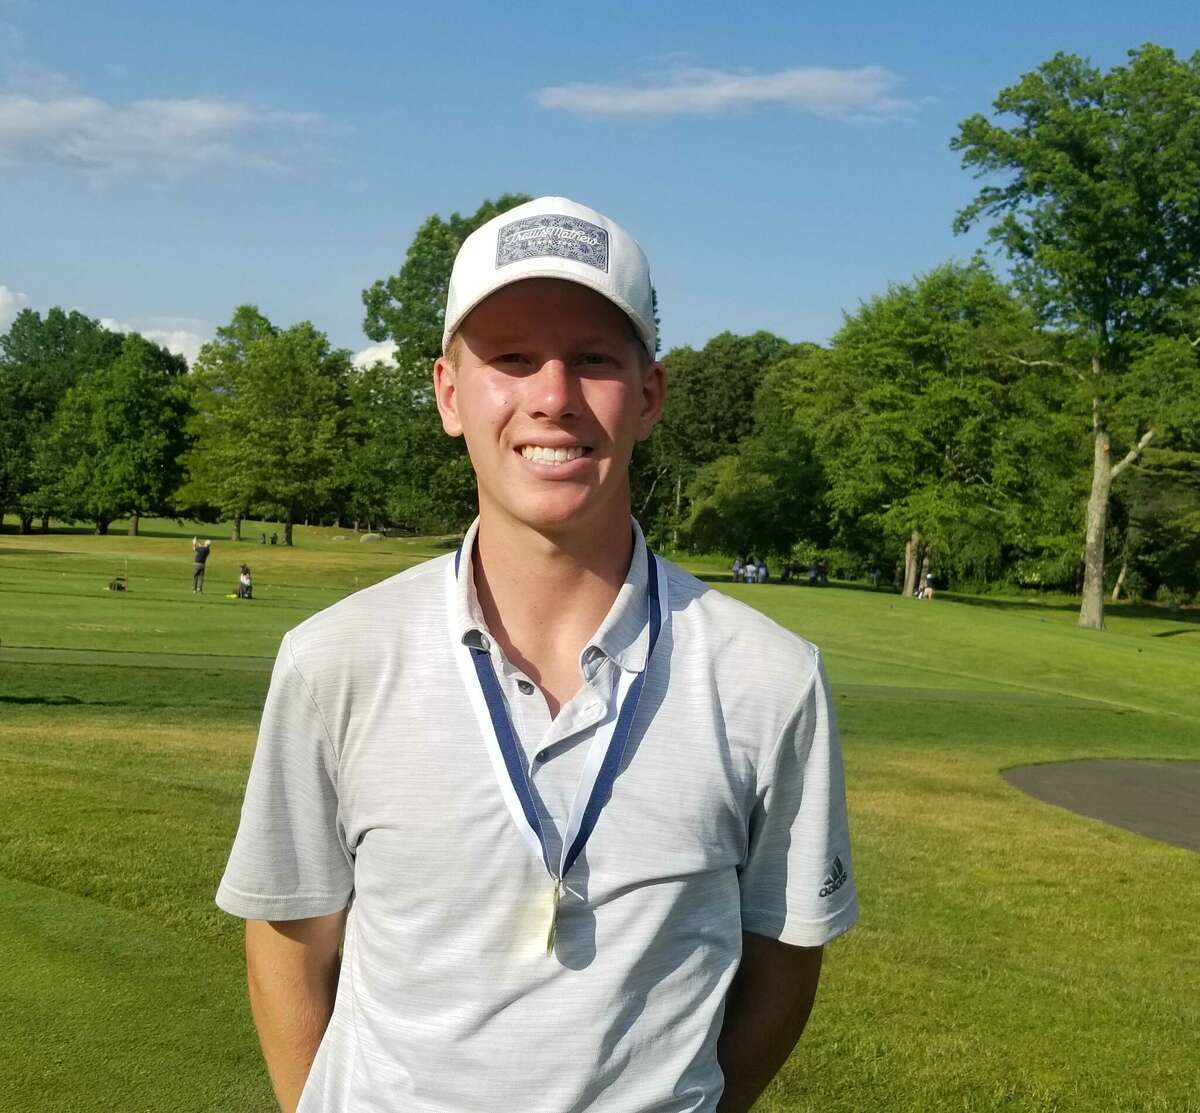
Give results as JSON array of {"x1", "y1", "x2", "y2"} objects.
[{"x1": 442, "y1": 196, "x2": 657, "y2": 359}]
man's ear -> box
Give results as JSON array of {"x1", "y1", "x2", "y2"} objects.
[
  {"x1": 433, "y1": 356, "x2": 464, "y2": 437},
  {"x1": 636, "y1": 361, "x2": 667, "y2": 442}
]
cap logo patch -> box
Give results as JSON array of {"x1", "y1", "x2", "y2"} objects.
[{"x1": 496, "y1": 214, "x2": 609, "y2": 273}]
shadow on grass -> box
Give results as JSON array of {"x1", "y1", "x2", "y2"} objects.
[
  {"x1": 694, "y1": 573, "x2": 1200, "y2": 627},
  {"x1": 692, "y1": 573, "x2": 849, "y2": 589},
  {"x1": 930, "y1": 591, "x2": 1199, "y2": 626},
  {"x1": 0, "y1": 694, "x2": 85, "y2": 706},
  {"x1": 1, "y1": 526, "x2": 214, "y2": 541}
]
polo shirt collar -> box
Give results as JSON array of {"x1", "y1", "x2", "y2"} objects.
[{"x1": 450, "y1": 517, "x2": 654, "y2": 674}]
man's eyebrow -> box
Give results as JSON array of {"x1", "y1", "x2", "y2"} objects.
[{"x1": 474, "y1": 333, "x2": 627, "y2": 350}]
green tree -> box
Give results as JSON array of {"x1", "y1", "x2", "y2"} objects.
[
  {"x1": 792, "y1": 261, "x2": 1078, "y2": 591},
  {"x1": 240, "y1": 322, "x2": 351, "y2": 544},
  {"x1": 952, "y1": 44, "x2": 1200, "y2": 627},
  {"x1": 360, "y1": 194, "x2": 531, "y2": 531},
  {"x1": 185, "y1": 309, "x2": 350, "y2": 546},
  {"x1": 34, "y1": 333, "x2": 189, "y2": 534},
  {"x1": 1108, "y1": 320, "x2": 1200, "y2": 601},
  {"x1": 0, "y1": 308, "x2": 123, "y2": 532},
  {"x1": 177, "y1": 306, "x2": 278, "y2": 538},
  {"x1": 640, "y1": 331, "x2": 800, "y2": 546},
  {"x1": 682, "y1": 345, "x2": 827, "y2": 558}
]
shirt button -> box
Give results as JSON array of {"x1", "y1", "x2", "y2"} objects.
[{"x1": 517, "y1": 679, "x2": 535, "y2": 695}]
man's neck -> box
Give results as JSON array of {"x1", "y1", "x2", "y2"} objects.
[{"x1": 472, "y1": 510, "x2": 634, "y2": 716}]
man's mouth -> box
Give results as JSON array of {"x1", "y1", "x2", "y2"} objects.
[{"x1": 519, "y1": 445, "x2": 589, "y2": 465}]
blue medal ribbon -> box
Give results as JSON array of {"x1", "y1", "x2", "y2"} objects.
[{"x1": 450, "y1": 543, "x2": 664, "y2": 950}]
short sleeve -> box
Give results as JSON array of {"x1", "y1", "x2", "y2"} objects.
[
  {"x1": 738, "y1": 651, "x2": 858, "y2": 946},
  {"x1": 216, "y1": 633, "x2": 354, "y2": 920}
]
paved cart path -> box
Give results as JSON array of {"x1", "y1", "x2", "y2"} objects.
[{"x1": 1003, "y1": 760, "x2": 1200, "y2": 854}]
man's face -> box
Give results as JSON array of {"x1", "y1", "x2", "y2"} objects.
[{"x1": 434, "y1": 278, "x2": 665, "y2": 537}]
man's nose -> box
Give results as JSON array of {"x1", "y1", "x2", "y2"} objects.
[{"x1": 529, "y1": 359, "x2": 580, "y2": 419}]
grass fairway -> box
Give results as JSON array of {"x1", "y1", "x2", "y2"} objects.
[{"x1": 1, "y1": 519, "x2": 1197, "y2": 1112}]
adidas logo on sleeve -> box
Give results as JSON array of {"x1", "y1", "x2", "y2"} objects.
[{"x1": 819, "y1": 856, "x2": 848, "y2": 898}]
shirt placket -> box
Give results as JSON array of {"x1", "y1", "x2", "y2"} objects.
[{"x1": 492, "y1": 650, "x2": 618, "y2": 867}]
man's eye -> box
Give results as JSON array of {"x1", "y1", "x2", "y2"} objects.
[
  {"x1": 576, "y1": 352, "x2": 610, "y2": 366},
  {"x1": 495, "y1": 353, "x2": 529, "y2": 365}
]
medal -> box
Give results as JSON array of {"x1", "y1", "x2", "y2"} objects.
[
  {"x1": 447, "y1": 538, "x2": 668, "y2": 957},
  {"x1": 546, "y1": 877, "x2": 562, "y2": 956}
]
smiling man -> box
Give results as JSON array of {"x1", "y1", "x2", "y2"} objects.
[{"x1": 216, "y1": 197, "x2": 857, "y2": 1113}]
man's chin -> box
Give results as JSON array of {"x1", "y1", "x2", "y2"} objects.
[{"x1": 482, "y1": 490, "x2": 627, "y2": 537}]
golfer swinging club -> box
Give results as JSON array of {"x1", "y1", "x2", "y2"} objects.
[{"x1": 217, "y1": 197, "x2": 857, "y2": 1112}]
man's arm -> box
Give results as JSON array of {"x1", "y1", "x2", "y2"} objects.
[
  {"x1": 245, "y1": 911, "x2": 347, "y2": 1113},
  {"x1": 716, "y1": 933, "x2": 824, "y2": 1113}
]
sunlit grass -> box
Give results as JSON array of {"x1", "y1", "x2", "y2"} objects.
[{"x1": 1, "y1": 523, "x2": 1197, "y2": 1112}]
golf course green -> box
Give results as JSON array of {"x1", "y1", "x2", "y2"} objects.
[{"x1": 1, "y1": 519, "x2": 1196, "y2": 1113}]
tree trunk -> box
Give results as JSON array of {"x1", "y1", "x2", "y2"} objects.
[
  {"x1": 903, "y1": 530, "x2": 920, "y2": 597},
  {"x1": 284, "y1": 510, "x2": 294, "y2": 547},
  {"x1": 40, "y1": 513, "x2": 50, "y2": 533},
  {"x1": 96, "y1": 520, "x2": 110, "y2": 536},
  {"x1": 19, "y1": 514, "x2": 32, "y2": 535},
  {"x1": 1078, "y1": 402, "x2": 1112, "y2": 630},
  {"x1": 231, "y1": 516, "x2": 242, "y2": 542},
  {"x1": 672, "y1": 474, "x2": 682, "y2": 550},
  {"x1": 128, "y1": 511, "x2": 139, "y2": 537},
  {"x1": 1111, "y1": 560, "x2": 1128, "y2": 603}
]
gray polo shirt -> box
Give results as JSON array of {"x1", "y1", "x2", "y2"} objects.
[{"x1": 217, "y1": 519, "x2": 857, "y2": 1113}]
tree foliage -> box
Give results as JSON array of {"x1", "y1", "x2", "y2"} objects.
[
  {"x1": 182, "y1": 307, "x2": 351, "y2": 544},
  {"x1": 177, "y1": 305, "x2": 279, "y2": 527},
  {"x1": 638, "y1": 330, "x2": 801, "y2": 545},
  {"x1": 34, "y1": 333, "x2": 189, "y2": 533},
  {"x1": 792, "y1": 261, "x2": 1082, "y2": 583},
  {"x1": 0, "y1": 308, "x2": 123, "y2": 530},
  {"x1": 683, "y1": 346, "x2": 827, "y2": 557},
  {"x1": 360, "y1": 194, "x2": 532, "y2": 530},
  {"x1": 952, "y1": 43, "x2": 1200, "y2": 624}
]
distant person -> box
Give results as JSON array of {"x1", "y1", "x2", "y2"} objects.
[
  {"x1": 192, "y1": 537, "x2": 212, "y2": 593},
  {"x1": 260, "y1": 532, "x2": 267, "y2": 545},
  {"x1": 868, "y1": 564, "x2": 881, "y2": 590},
  {"x1": 238, "y1": 564, "x2": 253, "y2": 600},
  {"x1": 809, "y1": 561, "x2": 819, "y2": 586},
  {"x1": 746, "y1": 556, "x2": 759, "y2": 584},
  {"x1": 731, "y1": 556, "x2": 744, "y2": 583},
  {"x1": 923, "y1": 572, "x2": 935, "y2": 601},
  {"x1": 270, "y1": 532, "x2": 278, "y2": 546},
  {"x1": 757, "y1": 558, "x2": 768, "y2": 584},
  {"x1": 817, "y1": 559, "x2": 829, "y2": 586}
]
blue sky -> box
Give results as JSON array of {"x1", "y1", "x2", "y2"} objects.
[{"x1": 2, "y1": 1, "x2": 1196, "y2": 365}]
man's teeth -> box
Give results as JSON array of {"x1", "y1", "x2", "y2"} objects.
[{"x1": 521, "y1": 445, "x2": 586, "y2": 464}]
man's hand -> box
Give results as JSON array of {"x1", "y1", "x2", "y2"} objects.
[
  {"x1": 716, "y1": 933, "x2": 824, "y2": 1113},
  {"x1": 245, "y1": 912, "x2": 347, "y2": 1113}
]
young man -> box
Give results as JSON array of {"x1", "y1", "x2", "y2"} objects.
[{"x1": 217, "y1": 197, "x2": 857, "y2": 1113}]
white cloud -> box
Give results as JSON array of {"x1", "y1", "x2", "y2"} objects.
[
  {"x1": 352, "y1": 340, "x2": 397, "y2": 369},
  {"x1": 0, "y1": 83, "x2": 324, "y2": 173},
  {"x1": 100, "y1": 316, "x2": 209, "y2": 366},
  {"x1": 538, "y1": 64, "x2": 915, "y2": 121},
  {"x1": 0, "y1": 283, "x2": 30, "y2": 331}
]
